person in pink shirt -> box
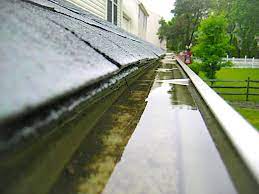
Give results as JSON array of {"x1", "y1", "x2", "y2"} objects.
[{"x1": 184, "y1": 48, "x2": 192, "y2": 65}]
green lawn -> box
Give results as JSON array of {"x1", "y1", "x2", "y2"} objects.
[
  {"x1": 201, "y1": 68, "x2": 259, "y2": 102},
  {"x1": 200, "y1": 68, "x2": 259, "y2": 130},
  {"x1": 235, "y1": 107, "x2": 259, "y2": 130},
  {"x1": 215, "y1": 68, "x2": 259, "y2": 102},
  {"x1": 216, "y1": 68, "x2": 259, "y2": 80}
]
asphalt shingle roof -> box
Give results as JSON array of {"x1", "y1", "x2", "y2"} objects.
[{"x1": 0, "y1": 0, "x2": 164, "y2": 123}]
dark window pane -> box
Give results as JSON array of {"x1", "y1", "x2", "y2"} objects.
[
  {"x1": 114, "y1": 0, "x2": 117, "y2": 4},
  {"x1": 113, "y1": 4, "x2": 117, "y2": 25},
  {"x1": 107, "y1": 0, "x2": 112, "y2": 22}
]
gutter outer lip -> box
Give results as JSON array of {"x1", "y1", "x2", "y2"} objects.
[{"x1": 176, "y1": 56, "x2": 259, "y2": 184}]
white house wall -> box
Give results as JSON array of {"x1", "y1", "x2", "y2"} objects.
[
  {"x1": 67, "y1": 0, "x2": 106, "y2": 19},
  {"x1": 121, "y1": 0, "x2": 139, "y2": 36},
  {"x1": 117, "y1": 0, "x2": 122, "y2": 26},
  {"x1": 67, "y1": 0, "x2": 122, "y2": 26},
  {"x1": 122, "y1": 0, "x2": 166, "y2": 49},
  {"x1": 146, "y1": 10, "x2": 166, "y2": 49}
]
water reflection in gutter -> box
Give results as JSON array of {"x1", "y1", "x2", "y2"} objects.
[
  {"x1": 49, "y1": 65, "x2": 158, "y2": 194},
  {"x1": 102, "y1": 64, "x2": 236, "y2": 194}
]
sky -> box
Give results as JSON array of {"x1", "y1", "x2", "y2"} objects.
[{"x1": 142, "y1": 0, "x2": 175, "y2": 21}]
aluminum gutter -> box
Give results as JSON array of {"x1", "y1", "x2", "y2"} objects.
[{"x1": 176, "y1": 56, "x2": 259, "y2": 184}]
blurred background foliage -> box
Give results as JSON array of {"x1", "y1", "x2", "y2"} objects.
[{"x1": 158, "y1": 0, "x2": 259, "y2": 58}]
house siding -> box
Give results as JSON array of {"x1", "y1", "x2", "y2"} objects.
[
  {"x1": 67, "y1": 0, "x2": 122, "y2": 26},
  {"x1": 117, "y1": 0, "x2": 122, "y2": 26},
  {"x1": 66, "y1": 0, "x2": 164, "y2": 48},
  {"x1": 122, "y1": 0, "x2": 166, "y2": 49},
  {"x1": 122, "y1": 0, "x2": 139, "y2": 37},
  {"x1": 67, "y1": 0, "x2": 106, "y2": 19},
  {"x1": 146, "y1": 10, "x2": 166, "y2": 49}
]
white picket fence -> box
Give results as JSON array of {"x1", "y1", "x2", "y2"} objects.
[{"x1": 224, "y1": 56, "x2": 259, "y2": 68}]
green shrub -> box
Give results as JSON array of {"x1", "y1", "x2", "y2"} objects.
[
  {"x1": 189, "y1": 62, "x2": 202, "y2": 74},
  {"x1": 193, "y1": 15, "x2": 230, "y2": 79}
]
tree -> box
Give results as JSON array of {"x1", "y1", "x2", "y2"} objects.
[
  {"x1": 212, "y1": 0, "x2": 259, "y2": 57},
  {"x1": 173, "y1": 0, "x2": 212, "y2": 47},
  {"x1": 233, "y1": 0, "x2": 259, "y2": 58},
  {"x1": 157, "y1": 0, "x2": 258, "y2": 57},
  {"x1": 157, "y1": 0, "x2": 212, "y2": 51},
  {"x1": 157, "y1": 18, "x2": 167, "y2": 41},
  {"x1": 193, "y1": 15, "x2": 230, "y2": 78},
  {"x1": 158, "y1": 16, "x2": 190, "y2": 51}
]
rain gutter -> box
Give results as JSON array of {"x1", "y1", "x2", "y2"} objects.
[{"x1": 176, "y1": 56, "x2": 259, "y2": 184}]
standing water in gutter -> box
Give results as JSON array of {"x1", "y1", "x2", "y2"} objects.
[{"x1": 49, "y1": 58, "x2": 237, "y2": 194}]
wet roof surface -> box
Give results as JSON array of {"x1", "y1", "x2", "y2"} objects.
[{"x1": 0, "y1": 0, "x2": 164, "y2": 122}]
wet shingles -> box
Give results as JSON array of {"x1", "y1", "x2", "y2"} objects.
[
  {"x1": 22, "y1": 0, "x2": 163, "y2": 64},
  {"x1": 45, "y1": 0, "x2": 142, "y2": 41},
  {"x1": 0, "y1": 0, "x2": 164, "y2": 122},
  {"x1": 0, "y1": 0, "x2": 118, "y2": 121},
  {"x1": 45, "y1": 13, "x2": 138, "y2": 65},
  {"x1": 33, "y1": 0, "x2": 162, "y2": 60},
  {"x1": 27, "y1": 0, "x2": 164, "y2": 58},
  {"x1": 37, "y1": 0, "x2": 158, "y2": 65}
]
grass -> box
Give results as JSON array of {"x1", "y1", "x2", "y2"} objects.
[
  {"x1": 235, "y1": 107, "x2": 259, "y2": 130},
  {"x1": 216, "y1": 68, "x2": 259, "y2": 80},
  {"x1": 200, "y1": 68, "x2": 259, "y2": 102},
  {"x1": 199, "y1": 68, "x2": 259, "y2": 130}
]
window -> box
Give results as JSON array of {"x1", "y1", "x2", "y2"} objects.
[
  {"x1": 107, "y1": 0, "x2": 118, "y2": 25},
  {"x1": 138, "y1": 4, "x2": 148, "y2": 39},
  {"x1": 122, "y1": 13, "x2": 131, "y2": 32}
]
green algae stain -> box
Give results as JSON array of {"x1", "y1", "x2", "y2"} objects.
[
  {"x1": 0, "y1": 87, "x2": 126, "y2": 194},
  {"x1": 0, "y1": 63, "x2": 158, "y2": 194},
  {"x1": 49, "y1": 64, "x2": 158, "y2": 194}
]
